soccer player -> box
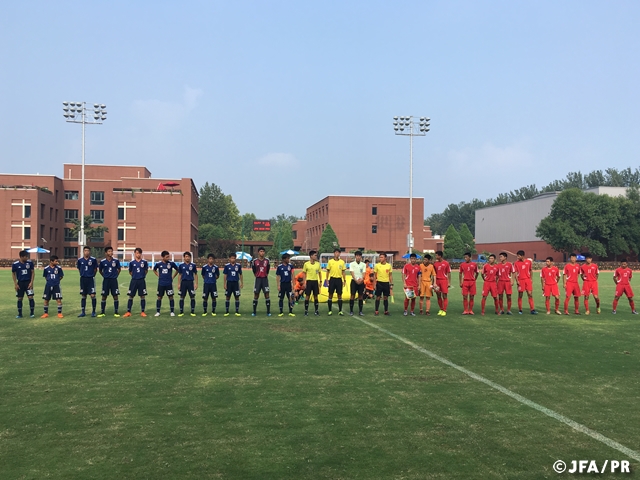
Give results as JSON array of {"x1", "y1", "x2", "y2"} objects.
[
  {"x1": 124, "y1": 247, "x2": 149, "y2": 317},
  {"x1": 581, "y1": 253, "x2": 600, "y2": 315},
  {"x1": 42, "y1": 255, "x2": 64, "y2": 318},
  {"x1": 374, "y1": 252, "x2": 393, "y2": 316},
  {"x1": 276, "y1": 253, "x2": 295, "y2": 317},
  {"x1": 223, "y1": 252, "x2": 243, "y2": 316},
  {"x1": 294, "y1": 271, "x2": 305, "y2": 304},
  {"x1": 433, "y1": 250, "x2": 451, "y2": 316},
  {"x1": 481, "y1": 254, "x2": 500, "y2": 316},
  {"x1": 363, "y1": 270, "x2": 375, "y2": 302},
  {"x1": 459, "y1": 252, "x2": 479, "y2": 315},
  {"x1": 613, "y1": 259, "x2": 637, "y2": 314},
  {"x1": 153, "y1": 250, "x2": 179, "y2": 317},
  {"x1": 514, "y1": 250, "x2": 538, "y2": 315},
  {"x1": 562, "y1": 253, "x2": 582, "y2": 315},
  {"x1": 77, "y1": 246, "x2": 98, "y2": 317},
  {"x1": 497, "y1": 252, "x2": 514, "y2": 315},
  {"x1": 326, "y1": 248, "x2": 346, "y2": 315},
  {"x1": 540, "y1": 257, "x2": 561, "y2": 315},
  {"x1": 302, "y1": 250, "x2": 322, "y2": 316},
  {"x1": 201, "y1": 254, "x2": 220, "y2": 316},
  {"x1": 418, "y1": 254, "x2": 435, "y2": 315},
  {"x1": 349, "y1": 251, "x2": 367, "y2": 316},
  {"x1": 251, "y1": 247, "x2": 271, "y2": 317},
  {"x1": 178, "y1": 251, "x2": 198, "y2": 317},
  {"x1": 12, "y1": 250, "x2": 35, "y2": 318},
  {"x1": 98, "y1": 246, "x2": 122, "y2": 317},
  {"x1": 402, "y1": 253, "x2": 421, "y2": 316}
]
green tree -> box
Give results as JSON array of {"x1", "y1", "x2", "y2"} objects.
[
  {"x1": 198, "y1": 182, "x2": 240, "y2": 239},
  {"x1": 319, "y1": 224, "x2": 340, "y2": 254},
  {"x1": 443, "y1": 224, "x2": 464, "y2": 259},
  {"x1": 458, "y1": 223, "x2": 476, "y2": 255},
  {"x1": 266, "y1": 214, "x2": 295, "y2": 259},
  {"x1": 68, "y1": 215, "x2": 109, "y2": 245}
]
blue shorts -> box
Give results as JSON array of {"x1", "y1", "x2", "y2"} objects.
[
  {"x1": 80, "y1": 277, "x2": 96, "y2": 296},
  {"x1": 101, "y1": 278, "x2": 120, "y2": 296},
  {"x1": 202, "y1": 283, "x2": 218, "y2": 299},
  {"x1": 128, "y1": 279, "x2": 147, "y2": 297},
  {"x1": 16, "y1": 280, "x2": 34, "y2": 298},
  {"x1": 157, "y1": 284, "x2": 174, "y2": 297},
  {"x1": 180, "y1": 280, "x2": 196, "y2": 298},
  {"x1": 43, "y1": 285, "x2": 62, "y2": 301},
  {"x1": 225, "y1": 281, "x2": 241, "y2": 298}
]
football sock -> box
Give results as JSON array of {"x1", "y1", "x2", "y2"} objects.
[
  {"x1": 384, "y1": 299, "x2": 389, "y2": 311},
  {"x1": 29, "y1": 298, "x2": 35, "y2": 315},
  {"x1": 584, "y1": 298, "x2": 589, "y2": 311},
  {"x1": 212, "y1": 300, "x2": 216, "y2": 313},
  {"x1": 91, "y1": 298, "x2": 96, "y2": 312},
  {"x1": 613, "y1": 299, "x2": 619, "y2": 310},
  {"x1": 375, "y1": 299, "x2": 380, "y2": 311},
  {"x1": 17, "y1": 300, "x2": 23, "y2": 316},
  {"x1": 498, "y1": 297, "x2": 504, "y2": 311},
  {"x1": 169, "y1": 299, "x2": 174, "y2": 312},
  {"x1": 444, "y1": 298, "x2": 449, "y2": 311},
  {"x1": 327, "y1": 299, "x2": 332, "y2": 311},
  {"x1": 574, "y1": 297, "x2": 579, "y2": 312},
  {"x1": 81, "y1": 298, "x2": 86, "y2": 313},
  {"x1": 410, "y1": 298, "x2": 415, "y2": 312},
  {"x1": 630, "y1": 300, "x2": 636, "y2": 311},
  {"x1": 127, "y1": 299, "x2": 133, "y2": 312},
  {"x1": 141, "y1": 299, "x2": 146, "y2": 312},
  {"x1": 266, "y1": 299, "x2": 271, "y2": 314},
  {"x1": 507, "y1": 298, "x2": 512, "y2": 311},
  {"x1": 426, "y1": 299, "x2": 431, "y2": 312},
  {"x1": 463, "y1": 298, "x2": 468, "y2": 312},
  {"x1": 156, "y1": 299, "x2": 162, "y2": 312},
  {"x1": 179, "y1": 299, "x2": 185, "y2": 313},
  {"x1": 101, "y1": 301, "x2": 106, "y2": 314},
  {"x1": 304, "y1": 300, "x2": 309, "y2": 313},
  {"x1": 235, "y1": 300, "x2": 240, "y2": 313},
  {"x1": 191, "y1": 298, "x2": 195, "y2": 313},
  {"x1": 545, "y1": 298, "x2": 550, "y2": 311},
  {"x1": 350, "y1": 300, "x2": 354, "y2": 313},
  {"x1": 437, "y1": 297, "x2": 443, "y2": 309},
  {"x1": 338, "y1": 300, "x2": 343, "y2": 312},
  {"x1": 203, "y1": 300, "x2": 208, "y2": 313},
  {"x1": 528, "y1": 297, "x2": 534, "y2": 310},
  {"x1": 314, "y1": 301, "x2": 319, "y2": 313},
  {"x1": 57, "y1": 304, "x2": 62, "y2": 314},
  {"x1": 404, "y1": 298, "x2": 409, "y2": 310},
  {"x1": 481, "y1": 298, "x2": 486, "y2": 314},
  {"x1": 469, "y1": 298, "x2": 474, "y2": 311},
  {"x1": 595, "y1": 298, "x2": 600, "y2": 308},
  {"x1": 564, "y1": 298, "x2": 570, "y2": 312},
  {"x1": 225, "y1": 301, "x2": 230, "y2": 313},
  {"x1": 555, "y1": 298, "x2": 560, "y2": 310},
  {"x1": 279, "y1": 298, "x2": 284, "y2": 313},
  {"x1": 518, "y1": 298, "x2": 523, "y2": 311},
  {"x1": 253, "y1": 300, "x2": 258, "y2": 314},
  {"x1": 358, "y1": 299, "x2": 363, "y2": 313},
  {"x1": 114, "y1": 301, "x2": 119, "y2": 314},
  {"x1": 44, "y1": 305, "x2": 49, "y2": 314},
  {"x1": 493, "y1": 298, "x2": 499, "y2": 312}
]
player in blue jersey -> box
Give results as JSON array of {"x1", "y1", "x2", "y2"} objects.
[
  {"x1": 124, "y1": 247, "x2": 149, "y2": 317},
  {"x1": 177, "y1": 251, "x2": 198, "y2": 317},
  {"x1": 42, "y1": 255, "x2": 64, "y2": 318},
  {"x1": 12, "y1": 250, "x2": 35, "y2": 318},
  {"x1": 76, "y1": 246, "x2": 98, "y2": 318},
  {"x1": 153, "y1": 250, "x2": 179, "y2": 316},
  {"x1": 201, "y1": 254, "x2": 220, "y2": 316},
  {"x1": 98, "y1": 246, "x2": 122, "y2": 317},
  {"x1": 223, "y1": 252, "x2": 243, "y2": 316},
  {"x1": 276, "y1": 253, "x2": 295, "y2": 317}
]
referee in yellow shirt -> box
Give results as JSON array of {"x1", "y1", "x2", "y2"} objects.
[
  {"x1": 302, "y1": 250, "x2": 322, "y2": 316},
  {"x1": 326, "y1": 248, "x2": 346, "y2": 315}
]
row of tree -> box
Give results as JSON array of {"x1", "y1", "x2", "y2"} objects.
[
  {"x1": 442, "y1": 223, "x2": 476, "y2": 259},
  {"x1": 426, "y1": 167, "x2": 640, "y2": 236}
]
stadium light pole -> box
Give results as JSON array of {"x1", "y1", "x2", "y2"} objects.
[
  {"x1": 63, "y1": 101, "x2": 107, "y2": 247},
  {"x1": 393, "y1": 116, "x2": 430, "y2": 254}
]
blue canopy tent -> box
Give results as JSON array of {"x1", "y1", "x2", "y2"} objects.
[
  {"x1": 280, "y1": 249, "x2": 299, "y2": 255},
  {"x1": 27, "y1": 246, "x2": 50, "y2": 268},
  {"x1": 402, "y1": 253, "x2": 422, "y2": 259}
]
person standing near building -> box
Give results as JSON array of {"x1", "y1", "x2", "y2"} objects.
[
  {"x1": 76, "y1": 246, "x2": 98, "y2": 318},
  {"x1": 459, "y1": 253, "x2": 479, "y2": 315},
  {"x1": 562, "y1": 253, "x2": 582, "y2": 315},
  {"x1": 276, "y1": 253, "x2": 295, "y2": 317},
  {"x1": 223, "y1": 252, "x2": 243, "y2": 317},
  {"x1": 613, "y1": 259, "x2": 637, "y2": 314},
  {"x1": 349, "y1": 251, "x2": 367, "y2": 316},
  {"x1": 326, "y1": 248, "x2": 346, "y2": 316},
  {"x1": 514, "y1": 250, "x2": 538, "y2": 315},
  {"x1": 98, "y1": 246, "x2": 122, "y2": 317},
  {"x1": 251, "y1": 247, "x2": 271, "y2": 317},
  {"x1": 374, "y1": 252, "x2": 393, "y2": 316},
  {"x1": 497, "y1": 252, "x2": 514, "y2": 315},
  {"x1": 480, "y1": 254, "x2": 499, "y2": 316},
  {"x1": 123, "y1": 247, "x2": 149, "y2": 317},
  {"x1": 153, "y1": 251, "x2": 179, "y2": 317},
  {"x1": 302, "y1": 250, "x2": 322, "y2": 316},
  {"x1": 540, "y1": 257, "x2": 561, "y2": 315},
  {"x1": 201, "y1": 254, "x2": 220, "y2": 316},
  {"x1": 433, "y1": 250, "x2": 451, "y2": 316},
  {"x1": 418, "y1": 254, "x2": 435, "y2": 315},
  {"x1": 177, "y1": 251, "x2": 198, "y2": 317},
  {"x1": 581, "y1": 253, "x2": 600, "y2": 315},
  {"x1": 12, "y1": 250, "x2": 35, "y2": 318},
  {"x1": 42, "y1": 255, "x2": 64, "y2": 318},
  {"x1": 402, "y1": 253, "x2": 421, "y2": 316}
]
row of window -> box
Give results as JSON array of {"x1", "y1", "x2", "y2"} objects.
[
  {"x1": 63, "y1": 207, "x2": 129, "y2": 223},
  {"x1": 64, "y1": 190, "x2": 105, "y2": 205}
]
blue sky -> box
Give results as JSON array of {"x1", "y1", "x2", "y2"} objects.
[{"x1": 1, "y1": 1, "x2": 639, "y2": 220}]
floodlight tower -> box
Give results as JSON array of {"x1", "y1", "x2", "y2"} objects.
[
  {"x1": 63, "y1": 101, "x2": 107, "y2": 247},
  {"x1": 393, "y1": 116, "x2": 430, "y2": 254}
]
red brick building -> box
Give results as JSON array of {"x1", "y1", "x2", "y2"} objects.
[
  {"x1": 292, "y1": 195, "x2": 438, "y2": 256},
  {"x1": 0, "y1": 164, "x2": 198, "y2": 260}
]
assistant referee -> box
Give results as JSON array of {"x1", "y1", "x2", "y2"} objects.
[{"x1": 326, "y1": 248, "x2": 346, "y2": 316}]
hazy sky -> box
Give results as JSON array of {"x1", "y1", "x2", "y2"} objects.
[{"x1": 2, "y1": 1, "x2": 639, "y2": 220}]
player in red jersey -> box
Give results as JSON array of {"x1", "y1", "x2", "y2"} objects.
[
  {"x1": 581, "y1": 253, "x2": 600, "y2": 314},
  {"x1": 562, "y1": 253, "x2": 581, "y2": 315},
  {"x1": 612, "y1": 259, "x2": 637, "y2": 314},
  {"x1": 434, "y1": 250, "x2": 451, "y2": 316},
  {"x1": 480, "y1": 254, "x2": 499, "y2": 315},
  {"x1": 540, "y1": 257, "x2": 561, "y2": 315},
  {"x1": 251, "y1": 247, "x2": 271, "y2": 316},
  {"x1": 459, "y1": 253, "x2": 478, "y2": 315},
  {"x1": 514, "y1": 250, "x2": 538, "y2": 315},
  {"x1": 497, "y1": 252, "x2": 514, "y2": 315},
  {"x1": 402, "y1": 253, "x2": 421, "y2": 316}
]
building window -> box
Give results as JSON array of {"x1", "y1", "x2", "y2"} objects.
[
  {"x1": 118, "y1": 228, "x2": 124, "y2": 241},
  {"x1": 24, "y1": 226, "x2": 31, "y2": 240},
  {"x1": 65, "y1": 191, "x2": 79, "y2": 200},
  {"x1": 90, "y1": 210, "x2": 105, "y2": 224},
  {"x1": 372, "y1": 225, "x2": 377, "y2": 234},
  {"x1": 64, "y1": 228, "x2": 75, "y2": 242},
  {"x1": 372, "y1": 206, "x2": 377, "y2": 215},
  {"x1": 118, "y1": 207, "x2": 125, "y2": 220},
  {"x1": 24, "y1": 205, "x2": 31, "y2": 218},
  {"x1": 90, "y1": 230, "x2": 104, "y2": 242},
  {"x1": 90, "y1": 191, "x2": 104, "y2": 205},
  {"x1": 40, "y1": 203, "x2": 45, "y2": 219},
  {"x1": 55, "y1": 190, "x2": 59, "y2": 202},
  {"x1": 292, "y1": 230, "x2": 297, "y2": 240},
  {"x1": 64, "y1": 209, "x2": 79, "y2": 222},
  {"x1": 41, "y1": 225, "x2": 45, "y2": 238},
  {"x1": 64, "y1": 247, "x2": 78, "y2": 259},
  {"x1": 55, "y1": 209, "x2": 58, "y2": 222},
  {"x1": 50, "y1": 207, "x2": 53, "y2": 221}
]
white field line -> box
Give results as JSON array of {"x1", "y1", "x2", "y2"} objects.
[{"x1": 356, "y1": 317, "x2": 640, "y2": 462}]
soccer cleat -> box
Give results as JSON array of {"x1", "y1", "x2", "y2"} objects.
[
  {"x1": 123, "y1": 312, "x2": 131, "y2": 318},
  {"x1": 178, "y1": 313, "x2": 184, "y2": 317},
  {"x1": 384, "y1": 311, "x2": 390, "y2": 316},
  {"x1": 212, "y1": 313, "x2": 217, "y2": 317},
  {"x1": 314, "y1": 311, "x2": 320, "y2": 316},
  {"x1": 304, "y1": 312, "x2": 309, "y2": 317},
  {"x1": 91, "y1": 312, "x2": 97, "y2": 318},
  {"x1": 40, "y1": 313, "x2": 49, "y2": 318},
  {"x1": 359, "y1": 312, "x2": 364, "y2": 316},
  {"x1": 468, "y1": 311, "x2": 474, "y2": 315},
  {"x1": 267, "y1": 313, "x2": 272, "y2": 317},
  {"x1": 349, "y1": 312, "x2": 354, "y2": 316},
  {"x1": 530, "y1": 310, "x2": 537, "y2": 315},
  {"x1": 555, "y1": 310, "x2": 562, "y2": 315},
  {"x1": 633, "y1": 311, "x2": 639, "y2": 315},
  {"x1": 57, "y1": 313, "x2": 64, "y2": 318},
  {"x1": 224, "y1": 312, "x2": 230, "y2": 317},
  {"x1": 403, "y1": 311, "x2": 408, "y2": 316},
  {"x1": 506, "y1": 311, "x2": 512, "y2": 315},
  {"x1": 419, "y1": 310, "x2": 423, "y2": 314},
  {"x1": 574, "y1": 311, "x2": 580, "y2": 315},
  {"x1": 585, "y1": 311, "x2": 590, "y2": 315},
  {"x1": 327, "y1": 311, "x2": 333, "y2": 316},
  {"x1": 78, "y1": 313, "x2": 86, "y2": 318},
  {"x1": 202, "y1": 312, "x2": 208, "y2": 316},
  {"x1": 499, "y1": 310, "x2": 505, "y2": 315},
  {"x1": 170, "y1": 312, "x2": 175, "y2": 317},
  {"x1": 518, "y1": 310, "x2": 523, "y2": 315},
  {"x1": 425, "y1": 311, "x2": 430, "y2": 316},
  {"x1": 441, "y1": 311, "x2": 447, "y2": 316},
  {"x1": 546, "y1": 311, "x2": 551, "y2": 315},
  {"x1": 154, "y1": 312, "x2": 161, "y2": 317},
  {"x1": 288, "y1": 312, "x2": 295, "y2": 317},
  {"x1": 251, "y1": 313, "x2": 256, "y2": 317},
  {"x1": 15, "y1": 315, "x2": 23, "y2": 319},
  {"x1": 338, "y1": 311, "x2": 344, "y2": 316},
  {"x1": 612, "y1": 310, "x2": 617, "y2": 314},
  {"x1": 410, "y1": 312, "x2": 416, "y2": 317},
  {"x1": 114, "y1": 314, "x2": 120, "y2": 318},
  {"x1": 462, "y1": 311, "x2": 468, "y2": 315},
  {"x1": 141, "y1": 312, "x2": 147, "y2": 317},
  {"x1": 375, "y1": 311, "x2": 379, "y2": 316},
  {"x1": 190, "y1": 313, "x2": 196, "y2": 317},
  {"x1": 597, "y1": 308, "x2": 601, "y2": 314},
  {"x1": 564, "y1": 312, "x2": 570, "y2": 316},
  {"x1": 235, "y1": 312, "x2": 241, "y2": 317},
  {"x1": 30, "y1": 314, "x2": 35, "y2": 318},
  {"x1": 97, "y1": 313, "x2": 106, "y2": 317},
  {"x1": 278, "y1": 313, "x2": 284, "y2": 317}
]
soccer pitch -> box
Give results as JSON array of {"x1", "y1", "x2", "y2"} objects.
[{"x1": 1, "y1": 269, "x2": 639, "y2": 479}]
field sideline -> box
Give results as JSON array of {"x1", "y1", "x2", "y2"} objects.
[{"x1": 1, "y1": 269, "x2": 640, "y2": 479}]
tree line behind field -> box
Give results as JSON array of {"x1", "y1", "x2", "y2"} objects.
[{"x1": 426, "y1": 167, "x2": 640, "y2": 236}]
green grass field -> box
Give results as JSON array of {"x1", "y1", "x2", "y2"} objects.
[{"x1": 1, "y1": 269, "x2": 640, "y2": 479}]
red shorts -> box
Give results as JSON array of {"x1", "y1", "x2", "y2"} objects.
[
  {"x1": 565, "y1": 282, "x2": 581, "y2": 297},
  {"x1": 615, "y1": 284, "x2": 634, "y2": 298},
  {"x1": 582, "y1": 281, "x2": 599, "y2": 296},
  {"x1": 436, "y1": 278, "x2": 449, "y2": 294},
  {"x1": 543, "y1": 284, "x2": 559, "y2": 297},
  {"x1": 497, "y1": 280, "x2": 512, "y2": 295},
  {"x1": 517, "y1": 279, "x2": 533, "y2": 293},
  {"x1": 461, "y1": 281, "x2": 476, "y2": 296},
  {"x1": 482, "y1": 282, "x2": 498, "y2": 298}
]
